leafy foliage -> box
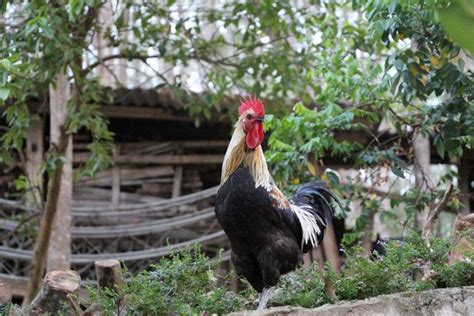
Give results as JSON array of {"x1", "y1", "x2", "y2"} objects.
[
  {"x1": 272, "y1": 263, "x2": 330, "y2": 308},
  {"x1": 0, "y1": 1, "x2": 114, "y2": 182},
  {"x1": 437, "y1": 0, "x2": 474, "y2": 54},
  {"x1": 86, "y1": 236, "x2": 473, "y2": 313},
  {"x1": 330, "y1": 233, "x2": 474, "y2": 300},
  {"x1": 264, "y1": 0, "x2": 473, "y2": 234},
  {"x1": 88, "y1": 246, "x2": 249, "y2": 315}
]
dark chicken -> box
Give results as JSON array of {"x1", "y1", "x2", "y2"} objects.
[{"x1": 215, "y1": 97, "x2": 340, "y2": 311}]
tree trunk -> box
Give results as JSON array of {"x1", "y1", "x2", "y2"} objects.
[
  {"x1": 26, "y1": 118, "x2": 44, "y2": 208},
  {"x1": 413, "y1": 131, "x2": 431, "y2": 230},
  {"x1": 24, "y1": 145, "x2": 67, "y2": 304},
  {"x1": 97, "y1": 0, "x2": 114, "y2": 87},
  {"x1": 24, "y1": 73, "x2": 71, "y2": 305},
  {"x1": 47, "y1": 72, "x2": 73, "y2": 272}
]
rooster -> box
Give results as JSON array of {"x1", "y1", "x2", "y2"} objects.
[{"x1": 215, "y1": 97, "x2": 340, "y2": 311}]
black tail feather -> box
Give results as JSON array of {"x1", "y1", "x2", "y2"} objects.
[{"x1": 290, "y1": 181, "x2": 341, "y2": 252}]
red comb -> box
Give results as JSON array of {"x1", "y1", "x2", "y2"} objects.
[{"x1": 238, "y1": 96, "x2": 265, "y2": 116}]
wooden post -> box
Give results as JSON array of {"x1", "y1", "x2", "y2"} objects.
[
  {"x1": 47, "y1": 72, "x2": 73, "y2": 272},
  {"x1": 361, "y1": 210, "x2": 376, "y2": 255},
  {"x1": 322, "y1": 224, "x2": 342, "y2": 273},
  {"x1": 112, "y1": 166, "x2": 121, "y2": 207},
  {"x1": 312, "y1": 246, "x2": 336, "y2": 302},
  {"x1": 0, "y1": 279, "x2": 12, "y2": 308},
  {"x1": 459, "y1": 150, "x2": 473, "y2": 215},
  {"x1": 302, "y1": 253, "x2": 312, "y2": 267},
  {"x1": 95, "y1": 260, "x2": 122, "y2": 291},
  {"x1": 26, "y1": 118, "x2": 44, "y2": 208},
  {"x1": 95, "y1": 260, "x2": 122, "y2": 305},
  {"x1": 228, "y1": 260, "x2": 239, "y2": 293},
  {"x1": 172, "y1": 165, "x2": 183, "y2": 198},
  {"x1": 28, "y1": 270, "x2": 81, "y2": 315}
]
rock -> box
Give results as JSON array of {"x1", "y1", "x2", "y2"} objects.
[{"x1": 231, "y1": 286, "x2": 474, "y2": 316}]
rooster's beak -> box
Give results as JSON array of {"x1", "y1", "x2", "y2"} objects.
[{"x1": 256, "y1": 116, "x2": 265, "y2": 123}]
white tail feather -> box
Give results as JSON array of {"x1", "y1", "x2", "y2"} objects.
[{"x1": 290, "y1": 203, "x2": 326, "y2": 249}]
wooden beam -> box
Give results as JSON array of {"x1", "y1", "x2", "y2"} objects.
[
  {"x1": 95, "y1": 140, "x2": 228, "y2": 151},
  {"x1": 74, "y1": 153, "x2": 224, "y2": 165},
  {"x1": 26, "y1": 101, "x2": 195, "y2": 121},
  {"x1": 99, "y1": 105, "x2": 194, "y2": 121}
]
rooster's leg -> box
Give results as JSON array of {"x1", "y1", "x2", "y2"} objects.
[{"x1": 257, "y1": 287, "x2": 274, "y2": 311}]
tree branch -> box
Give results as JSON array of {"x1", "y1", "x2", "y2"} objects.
[
  {"x1": 81, "y1": 53, "x2": 160, "y2": 76},
  {"x1": 422, "y1": 182, "x2": 454, "y2": 244}
]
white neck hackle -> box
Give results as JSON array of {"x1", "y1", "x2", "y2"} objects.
[{"x1": 220, "y1": 118, "x2": 272, "y2": 191}]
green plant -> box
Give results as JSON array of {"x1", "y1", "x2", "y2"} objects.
[
  {"x1": 89, "y1": 246, "x2": 249, "y2": 315},
  {"x1": 84, "y1": 235, "x2": 474, "y2": 313},
  {"x1": 327, "y1": 234, "x2": 474, "y2": 301},
  {"x1": 272, "y1": 264, "x2": 329, "y2": 308}
]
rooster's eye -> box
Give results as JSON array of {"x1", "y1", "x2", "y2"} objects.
[{"x1": 246, "y1": 114, "x2": 252, "y2": 120}]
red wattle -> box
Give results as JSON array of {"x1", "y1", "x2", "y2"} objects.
[{"x1": 246, "y1": 123, "x2": 264, "y2": 149}]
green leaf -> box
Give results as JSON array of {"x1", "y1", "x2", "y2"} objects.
[
  {"x1": 0, "y1": 87, "x2": 10, "y2": 101},
  {"x1": 437, "y1": 1, "x2": 474, "y2": 53},
  {"x1": 434, "y1": 137, "x2": 445, "y2": 159},
  {"x1": 391, "y1": 166, "x2": 405, "y2": 178}
]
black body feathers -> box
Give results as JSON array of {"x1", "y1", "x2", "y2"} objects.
[{"x1": 215, "y1": 166, "x2": 339, "y2": 292}]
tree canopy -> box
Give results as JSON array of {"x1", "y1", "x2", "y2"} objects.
[{"x1": 1, "y1": 0, "x2": 473, "y2": 237}]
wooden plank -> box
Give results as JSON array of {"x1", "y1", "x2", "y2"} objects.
[
  {"x1": 72, "y1": 185, "x2": 218, "y2": 214},
  {"x1": 74, "y1": 140, "x2": 228, "y2": 151},
  {"x1": 26, "y1": 101, "x2": 194, "y2": 122},
  {"x1": 74, "y1": 153, "x2": 224, "y2": 165},
  {"x1": 77, "y1": 166, "x2": 174, "y2": 186},
  {"x1": 97, "y1": 105, "x2": 194, "y2": 121},
  {"x1": 73, "y1": 187, "x2": 165, "y2": 203},
  {"x1": 0, "y1": 230, "x2": 226, "y2": 263}
]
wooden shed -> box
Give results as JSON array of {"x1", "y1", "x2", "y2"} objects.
[{"x1": 0, "y1": 88, "x2": 234, "y2": 297}]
